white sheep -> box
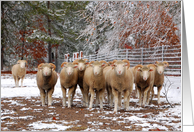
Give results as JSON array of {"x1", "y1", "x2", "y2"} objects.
[
  {"x1": 36, "y1": 63, "x2": 58, "y2": 106},
  {"x1": 134, "y1": 64, "x2": 155, "y2": 107},
  {"x1": 11, "y1": 60, "x2": 28, "y2": 87},
  {"x1": 60, "y1": 62, "x2": 78, "y2": 108},
  {"x1": 72, "y1": 59, "x2": 89, "y2": 107},
  {"x1": 105, "y1": 59, "x2": 134, "y2": 113},
  {"x1": 83, "y1": 61, "x2": 106, "y2": 109},
  {"x1": 149, "y1": 61, "x2": 169, "y2": 105}
]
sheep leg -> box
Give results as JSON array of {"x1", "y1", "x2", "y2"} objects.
[
  {"x1": 142, "y1": 87, "x2": 150, "y2": 107},
  {"x1": 95, "y1": 90, "x2": 99, "y2": 107},
  {"x1": 61, "y1": 87, "x2": 67, "y2": 107},
  {"x1": 13, "y1": 75, "x2": 17, "y2": 87},
  {"x1": 146, "y1": 89, "x2": 151, "y2": 105},
  {"x1": 135, "y1": 87, "x2": 139, "y2": 98},
  {"x1": 68, "y1": 86, "x2": 75, "y2": 108},
  {"x1": 47, "y1": 87, "x2": 54, "y2": 106},
  {"x1": 124, "y1": 90, "x2": 130, "y2": 111},
  {"x1": 118, "y1": 92, "x2": 122, "y2": 110},
  {"x1": 137, "y1": 88, "x2": 142, "y2": 106},
  {"x1": 16, "y1": 77, "x2": 19, "y2": 87},
  {"x1": 45, "y1": 90, "x2": 48, "y2": 105},
  {"x1": 89, "y1": 87, "x2": 95, "y2": 109},
  {"x1": 21, "y1": 76, "x2": 25, "y2": 87},
  {"x1": 157, "y1": 86, "x2": 162, "y2": 105},
  {"x1": 79, "y1": 87, "x2": 85, "y2": 106},
  {"x1": 110, "y1": 87, "x2": 114, "y2": 107},
  {"x1": 112, "y1": 88, "x2": 119, "y2": 113},
  {"x1": 71, "y1": 86, "x2": 77, "y2": 107},
  {"x1": 149, "y1": 86, "x2": 154, "y2": 105},
  {"x1": 99, "y1": 88, "x2": 105, "y2": 110},
  {"x1": 39, "y1": 88, "x2": 46, "y2": 106}
]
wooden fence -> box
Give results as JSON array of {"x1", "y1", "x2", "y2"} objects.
[{"x1": 65, "y1": 45, "x2": 181, "y2": 76}]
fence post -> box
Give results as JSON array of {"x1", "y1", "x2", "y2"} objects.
[
  {"x1": 162, "y1": 45, "x2": 164, "y2": 62},
  {"x1": 141, "y1": 48, "x2": 143, "y2": 65},
  {"x1": 126, "y1": 49, "x2": 128, "y2": 60}
]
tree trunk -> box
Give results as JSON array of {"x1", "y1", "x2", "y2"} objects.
[
  {"x1": 21, "y1": 31, "x2": 25, "y2": 60},
  {"x1": 1, "y1": 1, "x2": 5, "y2": 70},
  {"x1": 47, "y1": 1, "x2": 52, "y2": 63},
  {"x1": 55, "y1": 46, "x2": 58, "y2": 72}
]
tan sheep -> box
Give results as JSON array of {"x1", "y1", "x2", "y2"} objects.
[
  {"x1": 11, "y1": 60, "x2": 28, "y2": 87},
  {"x1": 83, "y1": 61, "x2": 106, "y2": 109},
  {"x1": 60, "y1": 62, "x2": 78, "y2": 108},
  {"x1": 72, "y1": 59, "x2": 89, "y2": 107},
  {"x1": 36, "y1": 63, "x2": 58, "y2": 106},
  {"x1": 149, "y1": 61, "x2": 169, "y2": 105},
  {"x1": 105, "y1": 60, "x2": 134, "y2": 113},
  {"x1": 134, "y1": 64, "x2": 155, "y2": 107}
]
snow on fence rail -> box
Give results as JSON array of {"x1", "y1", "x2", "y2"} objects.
[{"x1": 66, "y1": 45, "x2": 181, "y2": 76}]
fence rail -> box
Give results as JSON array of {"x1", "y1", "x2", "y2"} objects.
[{"x1": 63, "y1": 45, "x2": 181, "y2": 76}]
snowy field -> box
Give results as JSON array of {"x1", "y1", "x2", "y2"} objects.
[{"x1": 1, "y1": 74, "x2": 182, "y2": 131}]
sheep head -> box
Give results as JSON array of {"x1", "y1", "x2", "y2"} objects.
[
  {"x1": 137, "y1": 65, "x2": 153, "y2": 81},
  {"x1": 62, "y1": 62, "x2": 78, "y2": 76},
  {"x1": 90, "y1": 61, "x2": 106, "y2": 76},
  {"x1": 155, "y1": 61, "x2": 169, "y2": 75},
  {"x1": 38, "y1": 63, "x2": 55, "y2": 77},
  {"x1": 73, "y1": 59, "x2": 89, "y2": 71},
  {"x1": 17, "y1": 60, "x2": 28, "y2": 68},
  {"x1": 111, "y1": 60, "x2": 128, "y2": 76}
]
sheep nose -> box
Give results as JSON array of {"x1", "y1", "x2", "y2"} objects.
[
  {"x1": 143, "y1": 77, "x2": 147, "y2": 81},
  {"x1": 80, "y1": 68, "x2": 82, "y2": 70},
  {"x1": 95, "y1": 72, "x2": 97, "y2": 75},
  {"x1": 160, "y1": 71, "x2": 162, "y2": 74},
  {"x1": 68, "y1": 72, "x2": 71, "y2": 75},
  {"x1": 119, "y1": 71, "x2": 121, "y2": 74}
]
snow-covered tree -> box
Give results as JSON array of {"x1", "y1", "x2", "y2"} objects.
[{"x1": 79, "y1": 1, "x2": 181, "y2": 55}]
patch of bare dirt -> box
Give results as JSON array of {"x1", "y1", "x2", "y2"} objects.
[{"x1": 1, "y1": 90, "x2": 181, "y2": 131}]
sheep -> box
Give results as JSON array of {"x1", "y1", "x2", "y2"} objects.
[
  {"x1": 60, "y1": 62, "x2": 78, "y2": 108},
  {"x1": 103, "y1": 65, "x2": 114, "y2": 107},
  {"x1": 72, "y1": 59, "x2": 89, "y2": 107},
  {"x1": 83, "y1": 61, "x2": 107, "y2": 109},
  {"x1": 134, "y1": 64, "x2": 155, "y2": 107},
  {"x1": 149, "y1": 61, "x2": 169, "y2": 105},
  {"x1": 105, "y1": 59, "x2": 134, "y2": 113},
  {"x1": 36, "y1": 63, "x2": 58, "y2": 106},
  {"x1": 11, "y1": 60, "x2": 28, "y2": 87}
]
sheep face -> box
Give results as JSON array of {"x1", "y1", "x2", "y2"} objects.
[
  {"x1": 17, "y1": 60, "x2": 27, "y2": 69},
  {"x1": 64, "y1": 63, "x2": 77, "y2": 76},
  {"x1": 38, "y1": 63, "x2": 54, "y2": 77},
  {"x1": 42, "y1": 65, "x2": 53, "y2": 77},
  {"x1": 138, "y1": 66, "x2": 153, "y2": 81},
  {"x1": 112, "y1": 61, "x2": 127, "y2": 76},
  {"x1": 155, "y1": 62, "x2": 168, "y2": 75},
  {"x1": 90, "y1": 61, "x2": 105, "y2": 76},
  {"x1": 78, "y1": 62, "x2": 86, "y2": 71}
]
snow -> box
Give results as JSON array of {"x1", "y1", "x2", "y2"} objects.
[{"x1": 1, "y1": 74, "x2": 181, "y2": 131}]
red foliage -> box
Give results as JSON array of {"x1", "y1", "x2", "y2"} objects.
[{"x1": 119, "y1": 2, "x2": 180, "y2": 49}]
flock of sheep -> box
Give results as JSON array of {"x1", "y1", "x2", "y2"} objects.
[{"x1": 11, "y1": 59, "x2": 169, "y2": 113}]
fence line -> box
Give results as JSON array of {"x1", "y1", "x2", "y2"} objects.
[{"x1": 64, "y1": 45, "x2": 181, "y2": 76}]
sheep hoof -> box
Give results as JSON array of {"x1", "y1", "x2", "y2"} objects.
[{"x1": 113, "y1": 111, "x2": 117, "y2": 114}]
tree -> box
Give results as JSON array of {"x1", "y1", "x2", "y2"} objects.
[{"x1": 79, "y1": 1, "x2": 181, "y2": 54}]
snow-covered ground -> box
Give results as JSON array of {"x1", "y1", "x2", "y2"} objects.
[{"x1": 1, "y1": 74, "x2": 182, "y2": 131}]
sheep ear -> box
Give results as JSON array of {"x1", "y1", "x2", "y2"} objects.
[
  {"x1": 111, "y1": 64, "x2": 115, "y2": 69},
  {"x1": 74, "y1": 65, "x2": 78, "y2": 68},
  {"x1": 149, "y1": 69, "x2": 153, "y2": 72},
  {"x1": 85, "y1": 62, "x2": 89, "y2": 65},
  {"x1": 137, "y1": 68, "x2": 142, "y2": 72},
  {"x1": 163, "y1": 61, "x2": 169, "y2": 68}
]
